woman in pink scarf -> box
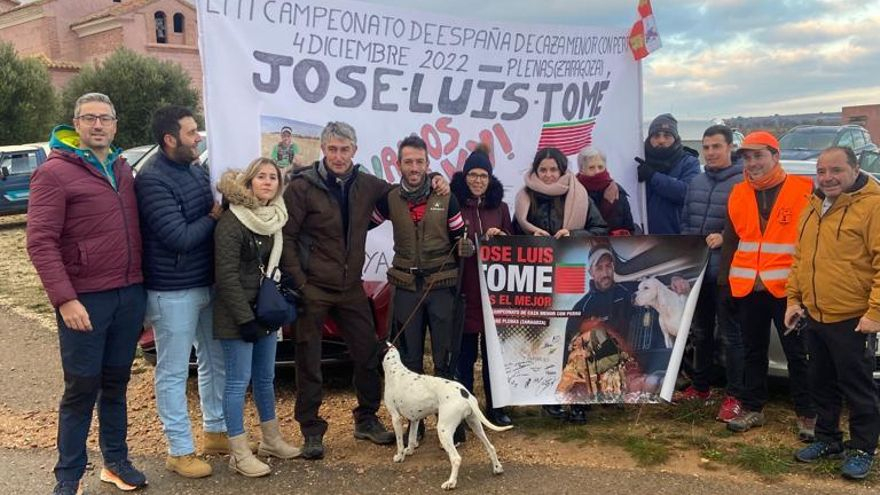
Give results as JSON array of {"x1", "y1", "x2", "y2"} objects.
[{"x1": 513, "y1": 147, "x2": 607, "y2": 237}]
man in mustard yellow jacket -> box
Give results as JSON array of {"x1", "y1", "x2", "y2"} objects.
[{"x1": 786, "y1": 146, "x2": 880, "y2": 480}]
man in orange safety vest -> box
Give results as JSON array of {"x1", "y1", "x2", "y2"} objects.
[{"x1": 718, "y1": 131, "x2": 816, "y2": 438}]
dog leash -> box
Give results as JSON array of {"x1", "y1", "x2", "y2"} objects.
[{"x1": 387, "y1": 226, "x2": 468, "y2": 346}]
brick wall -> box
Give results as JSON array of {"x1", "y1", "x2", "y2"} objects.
[
  {"x1": 78, "y1": 27, "x2": 124, "y2": 62},
  {"x1": 843, "y1": 105, "x2": 880, "y2": 146}
]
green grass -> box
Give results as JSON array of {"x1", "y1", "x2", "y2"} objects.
[
  {"x1": 622, "y1": 435, "x2": 670, "y2": 466},
  {"x1": 730, "y1": 444, "x2": 794, "y2": 480}
]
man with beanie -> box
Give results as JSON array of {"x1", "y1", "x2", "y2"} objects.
[
  {"x1": 451, "y1": 144, "x2": 514, "y2": 427},
  {"x1": 676, "y1": 125, "x2": 745, "y2": 423},
  {"x1": 788, "y1": 146, "x2": 880, "y2": 479},
  {"x1": 637, "y1": 113, "x2": 700, "y2": 234},
  {"x1": 719, "y1": 131, "x2": 816, "y2": 438}
]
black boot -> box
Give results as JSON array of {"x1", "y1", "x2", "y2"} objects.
[
  {"x1": 403, "y1": 420, "x2": 426, "y2": 447},
  {"x1": 542, "y1": 404, "x2": 567, "y2": 419},
  {"x1": 567, "y1": 405, "x2": 588, "y2": 424},
  {"x1": 453, "y1": 423, "x2": 466, "y2": 446},
  {"x1": 488, "y1": 408, "x2": 513, "y2": 427}
]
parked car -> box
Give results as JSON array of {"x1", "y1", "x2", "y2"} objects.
[
  {"x1": 138, "y1": 280, "x2": 391, "y2": 367},
  {"x1": 120, "y1": 144, "x2": 157, "y2": 169},
  {"x1": 136, "y1": 135, "x2": 393, "y2": 367},
  {"x1": 127, "y1": 131, "x2": 208, "y2": 175},
  {"x1": 859, "y1": 149, "x2": 880, "y2": 181},
  {"x1": 779, "y1": 124, "x2": 878, "y2": 162},
  {"x1": 0, "y1": 144, "x2": 49, "y2": 216}
]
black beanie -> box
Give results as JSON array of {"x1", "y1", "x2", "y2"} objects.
[
  {"x1": 463, "y1": 149, "x2": 492, "y2": 174},
  {"x1": 649, "y1": 113, "x2": 679, "y2": 139}
]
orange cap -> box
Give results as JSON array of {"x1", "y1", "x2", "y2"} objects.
[{"x1": 739, "y1": 131, "x2": 779, "y2": 153}]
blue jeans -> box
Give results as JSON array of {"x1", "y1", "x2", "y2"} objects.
[
  {"x1": 221, "y1": 333, "x2": 278, "y2": 436},
  {"x1": 55, "y1": 284, "x2": 145, "y2": 483},
  {"x1": 146, "y1": 287, "x2": 225, "y2": 456}
]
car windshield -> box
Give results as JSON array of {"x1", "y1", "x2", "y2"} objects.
[
  {"x1": 779, "y1": 130, "x2": 836, "y2": 151},
  {"x1": 0, "y1": 151, "x2": 39, "y2": 175}
]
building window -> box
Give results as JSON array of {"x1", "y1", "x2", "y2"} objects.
[
  {"x1": 154, "y1": 11, "x2": 167, "y2": 44},
  {"x1": 173, "y1": 13, "x2": 184, "y2": 33}
]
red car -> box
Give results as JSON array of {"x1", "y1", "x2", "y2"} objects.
[{"x1": 138, "y1": 280, "x2": 391, "y2": 367}]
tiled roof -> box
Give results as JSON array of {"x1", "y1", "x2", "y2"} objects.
[{"x1": 30, "y1": 53, "x2": 81, "y2": 70}]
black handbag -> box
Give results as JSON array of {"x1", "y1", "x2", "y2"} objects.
[{"x1": 253, "y1": 265, "x2": 298, "y2": 328}]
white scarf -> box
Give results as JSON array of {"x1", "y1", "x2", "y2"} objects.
[{"x1": 229, "y1": 196, "x2": 288, "y2": 279}]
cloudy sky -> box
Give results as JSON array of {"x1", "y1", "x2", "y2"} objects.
[{"x1": 362, "y1": 0, "x2": 880, "y2": 120}]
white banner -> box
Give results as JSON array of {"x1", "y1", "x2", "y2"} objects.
[{"x1": 197, "y1": 0, "x2": 643, "y2": 281}]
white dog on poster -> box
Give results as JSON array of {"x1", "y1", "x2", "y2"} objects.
[
  {"x1": 633, "y1": 276, "x2": 687, "y2": 348},
  {"x1": 381, "y1": 344, "x2": 513, "y2": 490}
]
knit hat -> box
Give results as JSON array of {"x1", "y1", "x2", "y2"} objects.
[
  {"x1": 463, "y1": 147, "x2": 493, "y2": 175},
  {"x1": 648, "y1": 113, "x2": 679, "y2": 139}
]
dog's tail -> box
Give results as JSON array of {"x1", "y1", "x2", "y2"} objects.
[{"x1": 468, "y1": 395, "x2": 513, "y2": 432}]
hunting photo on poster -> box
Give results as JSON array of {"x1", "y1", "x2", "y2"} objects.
[{"x1": 479, "y1": 235, "x2": 708, "y2": 406}]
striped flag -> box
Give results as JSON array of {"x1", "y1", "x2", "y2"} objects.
[
  {"x1": 537, "y1": 118, "x2": 596, "y2": 156},
  {"x1": 554, "y1": 263, "x2": 586, "y2": 294},
  {"x1": 629, "y1": 0, "x2": 661, "y2": 60}
]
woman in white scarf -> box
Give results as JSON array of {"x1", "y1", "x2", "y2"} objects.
[{"x1": 214, "y1": 158, "x2": 297, "y2": 477}]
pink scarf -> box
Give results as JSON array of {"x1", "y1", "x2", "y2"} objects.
[{"x1": 514, "y1": 170, "x2": 589, "y2": 234}]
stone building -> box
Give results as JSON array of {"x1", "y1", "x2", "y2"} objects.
[{"x1": 0, "y1": 0, "x2": 201, "y2": 93}]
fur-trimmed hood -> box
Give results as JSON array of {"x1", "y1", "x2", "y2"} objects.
[
  {"x1": 216, "y1": 170, "x2": 261, "y2": 209},
  {"x1": 451, "y1": 171, "x2": 505, "y2": 209}
]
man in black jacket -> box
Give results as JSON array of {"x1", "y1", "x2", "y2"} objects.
[
  {"x1": 676, "y1": 125, "x2": 745, "y2": 423},
  {"x1": 135, "y1": 106, "x2": 224, "y2": 479}
]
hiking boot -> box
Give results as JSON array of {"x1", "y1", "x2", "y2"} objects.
[
  {"x1": 841, "y1": 449, "x2": 875, "y2": 480},
  {"x1": 453, "y1": 424, "x2": 466, "y2": 446},
  {"x1": 487, "y1": 408, "x2": 513, "y2": 427},
  {"x1": 202, "y1": 431, "x2": 257, "y2": 455},
  {"x1": 567, "y1": 405, "x2": 588, "y2": 424},
  {"x1": 727, "y1": 411, "x2": 766, "y2": 433},
  {"x1": 52, "y1": 480, "x2": 83, "y2": 495},
  {"x1": 716, "y1": 396, "x2": 742, "y2": 423},
  {"x1": 228, "y1": 433, "x2": 271, "y2": 477},
  {"x1": 542, "y1": 405, "x2": 567, "y2": 419},
  {"x1": 354, "y1": 418, "x2": 395, "y2": 445},
  {"x1": 258, "y1": 419, "x2": 301, "y2": 459},
  {"x1": 165, "y1": 453, "x2": 212, "y2": 478},
  {"x1": 797, "y1": 416, "x2": 817, "y2": 443},
  {"x1": 301, "y1": 435, "x2": 325, "y2": 460},
  {"x1": 794, "y1": 441, "x2": 844, "y2": 463},
  {"x1": 100, "y1": 459, "x2": 147, "y2": 490},
  {"x1": 674, "y1": 386, "x2": 711, "y2": 403},
  {"x1": 403, "y1": 420, "x2": 426, "y2": 448}
]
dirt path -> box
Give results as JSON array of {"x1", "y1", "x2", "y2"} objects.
[{"x1": 0, "y1": 303, "x2": 878, "y2": 494}]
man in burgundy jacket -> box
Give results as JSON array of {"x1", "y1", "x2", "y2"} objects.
[{"x1": 27, "y1": 93, "x2": 148, "y2": 495}]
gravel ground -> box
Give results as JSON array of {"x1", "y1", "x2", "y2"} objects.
[{"x1": 1, "y1": 214, "x2": 878, "y2": 493}]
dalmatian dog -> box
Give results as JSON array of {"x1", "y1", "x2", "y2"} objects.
[
  {"x1": 633, "y1": 276, "x2": 687, "y2": 348},
  {"x1": 382, "y1": 344, "x2": 513, "y2": 490}
]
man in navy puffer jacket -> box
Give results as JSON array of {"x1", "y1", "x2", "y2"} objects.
[
  {"x1": 637, "y1": 113, "x2": 700, "y2": 234},
  {"x1": 135, "y1": 106, "x2": 225, "y2": 478},
  {"x1": 676, "y1": 125, "x2": 745, "y2": 423}
]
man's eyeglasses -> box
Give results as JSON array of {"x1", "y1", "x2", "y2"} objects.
[
  {"x1": 75, "y1": 114, "x2": 117, "y2": 125},
  {"x1": 466, "y1": 172, "x2": 490, "y2": 181}
]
